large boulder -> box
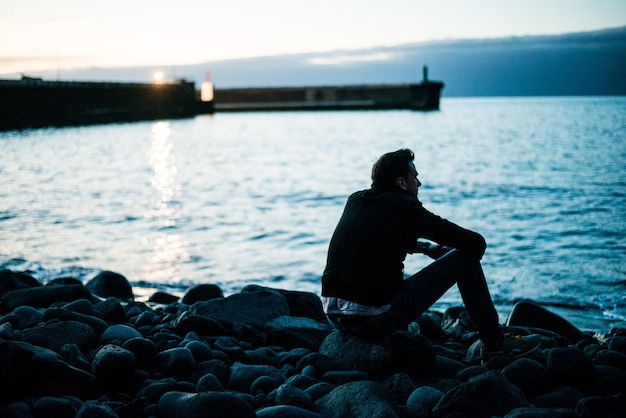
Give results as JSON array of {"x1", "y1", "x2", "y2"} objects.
[
  {"x1": 86, "y1": 270, "x2": 134, "y2": 300},
  {"x1": 190, "y1": 290, "x2": 289, "y2": 328},
  {"x1": 0, "y1": 284, "x2": 92, "y2": 313},
  {"x1": 432, "y1": 370, "x2": 529, "y2": 417},
  {"x1": 0, "y1": 341, "x2": 97, "y2": 402},
  {"x1": 266, "y1": 315, "x2": 332, "y2": 351},
  {"x1": 319, "y1": 331, "x2": 394, "y2": 376}
]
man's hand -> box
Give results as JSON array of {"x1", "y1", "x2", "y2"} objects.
[{"x1": 414, "y1": 241, "x2": 452, "y2": 259}]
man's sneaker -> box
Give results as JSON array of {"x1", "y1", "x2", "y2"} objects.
[{"x1": 480, "y1": 333, "x2": 543, "y2": 364}]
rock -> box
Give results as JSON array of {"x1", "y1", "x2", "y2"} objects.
[
  {"x1": 86, "y1": 270, "x2": 133, "y2": 300},
  {"x1": 266, "y1": 315, "x2": 332, "y2": 351},
  {"x1": 251, "y1": 375, "x2": 282, "y2": 395},
  {"x1": 197, "y1": 373, "x2": 225, "y2": 392},
  {"x1": 406, "y1": 386, "x2": 445, "y2": 411},
  {"x1": 275, "y1": 383, "x2": 313, "y2": 409},
  {"x1": 122, "y1": 337, "x2": 157, "y2": 369},
  {"x1": 99, "y1": 324, "x2": 142, "y2": 345},
  {"x1": 415, "y1": 311, "x2": 444, "y2": 340},
  {"x1": 597, "y1": 349, "x2": 626, "y2": 370},
  {"x1": 0, "y1": 269, "x2": 42, "y2": 297},
  {"x1": 11, "y1": 306, "x2": 43, "y2": 329},
  {"x1": 320, "y1": 370, "x2": 369, "y2": 385},
  {"x1": 384, "y1": 372, "x2": 417, "y2": 405},
  {"x1": 32, "y1": 396, "x2": 78, "y2": 418},
  {"x1": 158, "y1": 391, "x2": 255, "y2": 418},
  {"x1": 319, "y1": 330, "x2": 394, "y2": 376},
  {"x1": 75, "y1": 400, "x2": 119, "y2": 418},
  {"x1": 242, "y1": 285, "x2": 326, "y2": 322},
  {"x1": 256, "y1": 405, "x2": 323, "y2": 418},
  {"x1": 182, "y1": 284, "x2": 224, "y2": 304},
  {"x1": 314, "y1": 380, "x2": 398, "y2": 418},
  {"x1": 169, "y1": 311, "x2": 224, "y2": 336},
  {"x1": 547, "y1": 347, "x2": 598, "y2": 391},
  {"x1": 154, "y1": 347, "x2": 197, "y2": 377},
  {"x1": 432, "y1": 370, "x2": 529, "y2": 418},
  {"x1": 576, "y1": 392, "x2": 626, "y2": 418},
  {"x1": 18, "y1": 319, "x2": 96, "y2": 352},
  {"x1": 441, "y1": 307, "x2": 475, "y2": 340},
  {"x1": 190, "y1": 291, "x2": 290, "y2": 328},
  {"x1": 608, "y1": 336, "x2": 626, "y2": 354},
  {"x1": 0, "y1": 284, "x2": 92, "y2": 313},
  {"x1": 227, "y1": 362, "x2": 285, "y2": 393},
  {"x1": 502, "y1": 358, "x2": 553, "y2": 397},
  {"x1": 506, "y1": 301, "x2": 584, "y2": 342},
  {"x1": 385, "y1": 330, "x2": 437, "y2": 374},
  {"x1": 43, "y1": 307, "x2": 108, "y2": 335},
  {"x1": 148, "y1": 291, "x2": 179, "y2": 304},
  {"x1": 532, "y1": 386, "x2": 584, "y2": 409},
  {"x1": 91, "y1": 344, "x2": 136, "y2": 381},
  {"x1": 0, "y1": 341, "x2": 96, "y2": 402}
]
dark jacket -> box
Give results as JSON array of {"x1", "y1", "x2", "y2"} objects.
[{"x1": 321, "y1": 188, "x2": 486, "y2": 306}]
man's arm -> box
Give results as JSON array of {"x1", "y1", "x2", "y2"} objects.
[{"x1": 412, "y1": 240, "x2": 452, "y2": 259}]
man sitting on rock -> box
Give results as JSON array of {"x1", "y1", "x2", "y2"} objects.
[{"x1": 321, "y1": 148, "x2": 538, "y2": 361}]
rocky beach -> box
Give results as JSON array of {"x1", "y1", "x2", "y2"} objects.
[{"x1": 0, "y1": 268, "x2": 625, "y2": 418}]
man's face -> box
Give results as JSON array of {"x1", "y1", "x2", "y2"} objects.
[{"x1": 405, "y1": 162, "x2": 422, "y2": 197}]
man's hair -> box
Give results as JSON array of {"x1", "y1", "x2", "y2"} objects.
[{"x1": 371, "y1": 148, "x2": 415, "y2": 191}]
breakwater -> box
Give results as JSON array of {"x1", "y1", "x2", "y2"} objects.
[
  {"x1": 0, "y1": 268, "x2": 625, "y2": 417},
  {"x1": 0, "y1": 77, "x2": 214, "y2": 131}
]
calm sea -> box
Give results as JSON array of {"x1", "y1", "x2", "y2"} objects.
[{"x1": 1, "y1": 97, "x2": 625, "y2": 332}]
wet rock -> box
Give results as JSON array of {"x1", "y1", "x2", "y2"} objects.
[
  {"x1": 190, "y1": 291, "x2": 289, "y2": 328},
  {"x1": 154, "y1": 347, "x2": 196, "y2": 377},
  {"x1": 314, "y1": 380, "x2": 398, "y2": 418},
  {"x1": 181, "y1": 283, "x2": 224, "y2": 304},
  {"x1": 406, "y1": 386, "x2": 445, "y2": 411},
  {"x1": 433, "y1": 370, "x2": 529, "y2": 418},
  {"x1": 86, "y1": 270, "x2": 133, "y2": 301},
  {"x1": 18, "y1": 319, "x2": 96, "y2": 352},
  {"x1": 0, "y1": 269, "x2": 42, "y2": 297},
  {"x1": 243, "y1": 285, "x2": 326, "y2": 322},
  {"x1": 0, "y1": 341, "x2": 97, "y2": 401},
  {"x1": 99, "y1": 324, "x2": 142, "y2": 345},
  {"x1": 148, "y1": 291, "x2": 179, "y2": 304},
  {"x1": 319, "y1": 330, "x2": 394, "y2": 376},
  {"x1": 158, "y1": 391, "x2": 255, "y2": 418},
  {"x1": 0, "y1": 284, "x2": 92, "y2": 313},
  {"x1": 275, "y1": 383, "x2": 313, "y2": 409},
  {"x1": 266, "y1": 315, "x2": 332, "y2": 351},
  {"x1": 228, "y1": 362, "x2": 285, "y2": 393},
  {"x1": 91, "y1": 344, "x2": 136, "y2": 381}
]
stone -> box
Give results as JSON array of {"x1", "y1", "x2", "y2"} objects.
[
  {"x1": 122, "y1": 337, "x2": 157, "y2": 369},
  {"x1": 314, "y1": 380, "x2": 398, "y2": 418},
  {"x1": 190, "y1": 291, "x2": 290, "y2": 328},
  {"x1": 385, "y1": 330, "x2": 437, "y2": 374},
  {"x1": 275, "y1": 383, "x2": 313, "y2": 409},
  {"x1": 75, "y1": 400, "x2": 119, "y2": 418},
  {"x1": 406, "y1": 386, "x2": 445, "y2": 411},
  {"x1": 319, "y1": 331, "x2": 394, "y2": 376},
  {"x1": 99, "y1": 324, "x2": 142, "y2": 345},
  {"x1": 158, "y1": 391, "x2": 255, "y2": 418},
  {"x1": 506, "y1": 301, "x2": 584, "y2": 342},
  {"x1": 504, "y1": 406, "x2": 577, "y2": 417},
  {"x1": 0, "y1": 284, "x2": 92, "y2": 313},
  {"x1": 148, "y1": 291, "x2": 179, "y2": 304},
  {"x1": 18, "y1": 319, "x2": 96, "y2": 352},
  {"x1": 503, "y1": 358, "x2": 553, "y2": 397},
  {"x1": 182, "y1": 284, "x2": 224, "y2": 304},
  {"x1": 576, "y1": 392, "x2": 626, "y2": 418},
  {"x1": 0, "y1": 269, "x2": 42, "y2": 297},
  {"x1": 242, "y1": 284, "x2": 326, "y2": 321},
  {"x1": 169, "y1": 311, "x2": 224, "y2": 336},
  {"x1": 86, "y1": 270, "x2": 133, "y2": 300},
  {"x1": 266, "y1": 315, "x2": 332, "y2": 351},
  {"x1": 194, "y1": 374, "x2": 222, "y2": 393},
  {"x1": 227, "y1": 362, "x2": 285, "y2": 393},
  {"x1": 154, "y1": 347, "x2": 197, "y2": 377},
  {"x1": 0, "y1": 341, "x2": 97, "y2": 402},
  {"x1": 33, "y1": 396, "x2": 78, "y2": 418},
  {"x1": 11, "y1": 305, "x2": 43, "y2": 329},
  {"x1": 432, "y1": 370, "x2": 529, "y2": 418},
  {"x1": 91, "y1": 344, "x2": 136, "y2": 380},
  {"x1": 546, "y1": 348, "x2": 598, "y2": 391},
  {"x1": 43, "y1": 307, "x2": 108, "y2": 335}
]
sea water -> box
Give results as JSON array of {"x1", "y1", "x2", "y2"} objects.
[{"x1": 1, "y1": 96, "x2": 625, "y2": 332}]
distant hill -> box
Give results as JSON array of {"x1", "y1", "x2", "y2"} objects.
[{"x1": 29, "y1": 26, "x2": 626, "y2": 97}]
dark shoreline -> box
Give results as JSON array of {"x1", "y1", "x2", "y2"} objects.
[{"x1": 1, "y1": 269, "x2": 625, "y2": 417}]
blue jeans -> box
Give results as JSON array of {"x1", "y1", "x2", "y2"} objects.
[{"x1": 327, "y1": 249, "x2": 503, "y2": 345}]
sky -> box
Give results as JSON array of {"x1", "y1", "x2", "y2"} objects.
[{"x1": 1, "y1": 0, "x2": 625, "y2": 77}]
